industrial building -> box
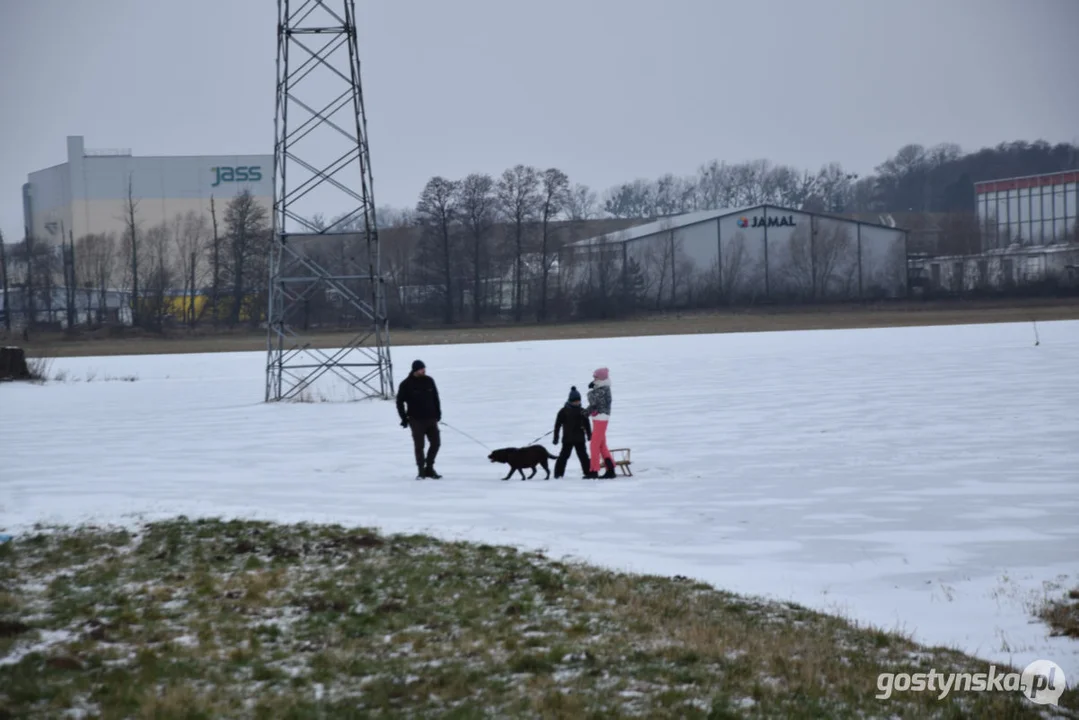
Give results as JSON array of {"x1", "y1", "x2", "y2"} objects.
[
  {"x1": 563, "y1": 204, "x2": 910, "y2": 304},
  {"x1": 975, "y1": 170, "x2": 1079, "y2": 249},
  {"x1": 898, "y1": 170, "x2": 1079, "y2": 295},
  {"x1": 23, "y1": 135, "x2": 272, "y2": 247}
]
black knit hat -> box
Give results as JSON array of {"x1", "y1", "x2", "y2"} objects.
[
  {"x1": 567, "y1": 386, "x2": 581, "y2": 403},
  {"x1": 412, "y1": 359, "x2": 425, "y2": 372}
]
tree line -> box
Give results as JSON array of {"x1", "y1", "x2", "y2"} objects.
[
  {"x1": 594, "y1": 140, "x2": 1079, "y2": 219},
  {"x1": 0, "y1": 184, "x2": 270, "y2": 333},
  {"x1": 2, "y1": 138, "x2": 1076, "y2": 333},
  {"x1": 371, "y1": 138, "x2": 1079, "y2": 325}
]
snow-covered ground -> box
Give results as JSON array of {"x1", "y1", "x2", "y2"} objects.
[{"x1": 3, "y1": 319, "x2": 1078, "y2": 680}]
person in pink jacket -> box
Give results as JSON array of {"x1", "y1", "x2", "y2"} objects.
[{"x1": 585, "y1": 367, "x2": 616, "y2": 479}]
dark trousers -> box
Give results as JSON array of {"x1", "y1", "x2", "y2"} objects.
[
  {"x1": 410, "y1": 418, "x2": 440, "y2": 469},
  {"x1": 554, "y1": 440, "x2": 590, "y2": 477}
]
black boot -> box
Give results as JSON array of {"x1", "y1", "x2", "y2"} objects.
[
  {"x1": 601, "y1": 458, "x2": 617, "y2": 479},
  {"x1": 424, "y1": 462, "x2": 442, "y2": 479}
]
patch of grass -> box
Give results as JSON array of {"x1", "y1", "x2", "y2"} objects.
[
  {"x1": 0, "y1": 518, "x2": 1075, "y2": 719},
  {"x1": 25, "y1": 353, "x2": 53, "y2": 383},
  {"x1": 1037, "y1": 587, "x2": 1079, "y2": 638},
  {"x1": 48, "y1": 370, "x2": 139, "y2": 384}
]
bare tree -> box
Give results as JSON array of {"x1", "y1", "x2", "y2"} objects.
[
  {"x1": 173, "y1": 211, "x2": 208, "y2": 326},
  {"x1": 222, "y1": 190, "x2": 270, "y2": 327},
  {"x1": 121, "y1": 174, "x2": 142, "y2": 327},
  {"x1": 9, "y1": 237, "x2": 56, "y2": 326},
  {"x1": 574, "y1": 240, "x2": 623, "y2": 320},
  {"x1": 140, "y1": 223, "x2": 174, "y2": 330},
  {"x1": 565, "y1": 183, "x2": 598, "y2": 221},
  {"x1": 653, "y1": 173, "x2": 699, "y2": 215},
  {"x1": 0, "y1": 230, "x2": 9, "y2": 332},
  {"x1": 643, "y1": 220, "x2": 677, "y2": 309},
  {"x1": 456, "y1": 173, "x2": 496, "y2": 322},
  {"x1": 62, "y1": 232, "x2": 77, "y2": 329},
  {"x1": 603, "y1": 179, "x2": 657, "y2": 219},
  {"x1": 781, "y1": 223, "x2": 855, "y2": 299},
  {"x1": 208, "y1": 195, "x2": 223, "y2": 327},
  {"x1": 538, "y1": 168, "x2": 570, "y2": 322},
  {"x1": 696, "y1": 160, "x2": 739, "y2": 211},
  {"x1": 22, "y1": 231, "x2": 35, "y2": 324},
  {"x1": 497, "y1": 164, "x2": 541, "y2": 321},
  {"x1": 720, "y1": 232, "x2": 751, "y2": 303},
  {"x1": 674, "y1": 246, "x2": 697, "y2": 306},
  {"x1": 34, "y1": 243, "x2": 61, "y2": 325},
  {"x1": 74, "y1": 233, "x2": 117, "y2": 325},
  {"x1": 380, "y1": 212, "x2": 417, "y2": 321},
  {"x1": 414, "y1": 176, "x2": 459, "y2": 324}
]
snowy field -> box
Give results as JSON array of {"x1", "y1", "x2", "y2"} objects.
[{"x1": 3, "y1": 319, "x2": 1078, "y2": 680}]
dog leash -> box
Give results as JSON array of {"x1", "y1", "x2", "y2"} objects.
[
  {"x1": 438, "y1": 421, "x2": 492, "y2": 451},
  {"x1": 526, "y1": 430, "x2": 554, "y2": 445},
  {"x1": 439, "y1": 422, "x2": 552, "y2": 452}
]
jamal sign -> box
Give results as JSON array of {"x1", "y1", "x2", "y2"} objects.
[
  {"x1": 211, "y1": 166, "x2": 262, "y2": 187},
  {"x1": 737, "y1": 214, "x2": 797, "y2": 229}
]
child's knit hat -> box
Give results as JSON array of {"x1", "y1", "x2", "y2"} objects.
[{"x1": 568, "y1": 386, "x2": 581, "y2": 403}]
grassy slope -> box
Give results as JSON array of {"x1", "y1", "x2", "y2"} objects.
[
  {"x1": 13, "y1": 297, "x2": 1079, "y2": 359},
  {"x1": 1, "y1": 519, "x2": 1075, "y2": 719}
]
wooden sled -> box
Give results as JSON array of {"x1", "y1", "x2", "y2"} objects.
[{"x1": 610, "y1": 448, "x2": 633, "y2": 477}]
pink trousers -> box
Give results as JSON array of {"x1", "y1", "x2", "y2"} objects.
[{"x1": 590, "y1": 419, "x2": 613, "y2": 472}]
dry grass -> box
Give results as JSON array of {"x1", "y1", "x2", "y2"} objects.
[
  {"x1": 10, "y1": 297, "x2": 1079, "y2": 359},
  {"x1": 1038, "y1": 588, "x2": 1079, "y2": 639},
  {"x1": 23, "y1": 354, "x2": 54, "y2": 383},
  {"x1": 1, "y1": 518, "x2": 1075, "y2": 718}
]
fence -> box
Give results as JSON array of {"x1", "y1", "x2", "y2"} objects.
[{"x1": 0, "y1": 286, "x2": 267, "y2": 331}]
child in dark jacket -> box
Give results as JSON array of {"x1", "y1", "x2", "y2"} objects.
[{"x1": 553, "y1": 386, "x2": 592, "y2": 478}]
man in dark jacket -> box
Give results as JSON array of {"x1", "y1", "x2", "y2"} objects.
[
  {"x1": 553, "y1": 386, "x2": 592, "y2": 478},
  {"x1": 396, "y1": 359, "x2": 442, "y2": 479}
]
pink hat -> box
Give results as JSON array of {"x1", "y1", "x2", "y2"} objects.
[{"x1": 593, "y1": 367, "x2": 609, "y2": 381}]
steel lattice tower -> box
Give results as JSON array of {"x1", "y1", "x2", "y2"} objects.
[{"x1": 265, "y1": 0, "x2": 393, "y2": 402}]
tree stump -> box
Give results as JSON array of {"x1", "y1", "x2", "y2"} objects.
[{"x1": 0, "y1": 347, "x2": 31, "y2": 381}]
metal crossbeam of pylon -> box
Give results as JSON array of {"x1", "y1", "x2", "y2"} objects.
[{"x1": 266, "y1": 0, "x2": 394, "y2": 403}]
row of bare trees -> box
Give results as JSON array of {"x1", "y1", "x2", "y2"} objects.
[
  {"x1": 374, "y1": 158, "x2": 905, "y2": 326},
  {"x1": 403, "y1": 164, "x2": 597, "y2": 325},
  {"x1": 384, "y1": 178, "x2": 918, "y2": 327},
  {"x1": 0, "y1": 187, "x2": 269, "y2": 333},
  {"x1": 600, "y1": 160, "x2": 865, "y2": 219},
  {"x1": 597, "y1": 140, "x2": 1079, "y2": 219}
]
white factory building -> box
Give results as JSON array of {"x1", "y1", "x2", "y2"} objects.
[
  {"x1": 22, "y1": 135, "x2": 272, "y2": 247},
  {"x1": 563, "y1": 204, "x2": 910, "y2": 303}
]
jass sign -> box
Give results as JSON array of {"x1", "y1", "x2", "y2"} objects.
[
  {"x1": 736, "y1": 214, "x2": 797, "y2": 229},
  {"x1": 211, "y1": 166, "x2": 262, "y2": 187}
]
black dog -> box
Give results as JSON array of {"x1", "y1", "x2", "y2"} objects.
[{"x1": 488, "y1": 445, "x2": 559, "y2": 481}]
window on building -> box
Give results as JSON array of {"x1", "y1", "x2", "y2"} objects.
[
  {"x1": 952, "y1": 262, "x2": 964, "y2": 290},
  {"x1": 978, "y1": 260, "x2": 989, "y2": 287}
]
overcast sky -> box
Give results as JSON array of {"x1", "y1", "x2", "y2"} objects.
[{"x1": 1, "y1": 0, "x2": 1077, "y2": 242}]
